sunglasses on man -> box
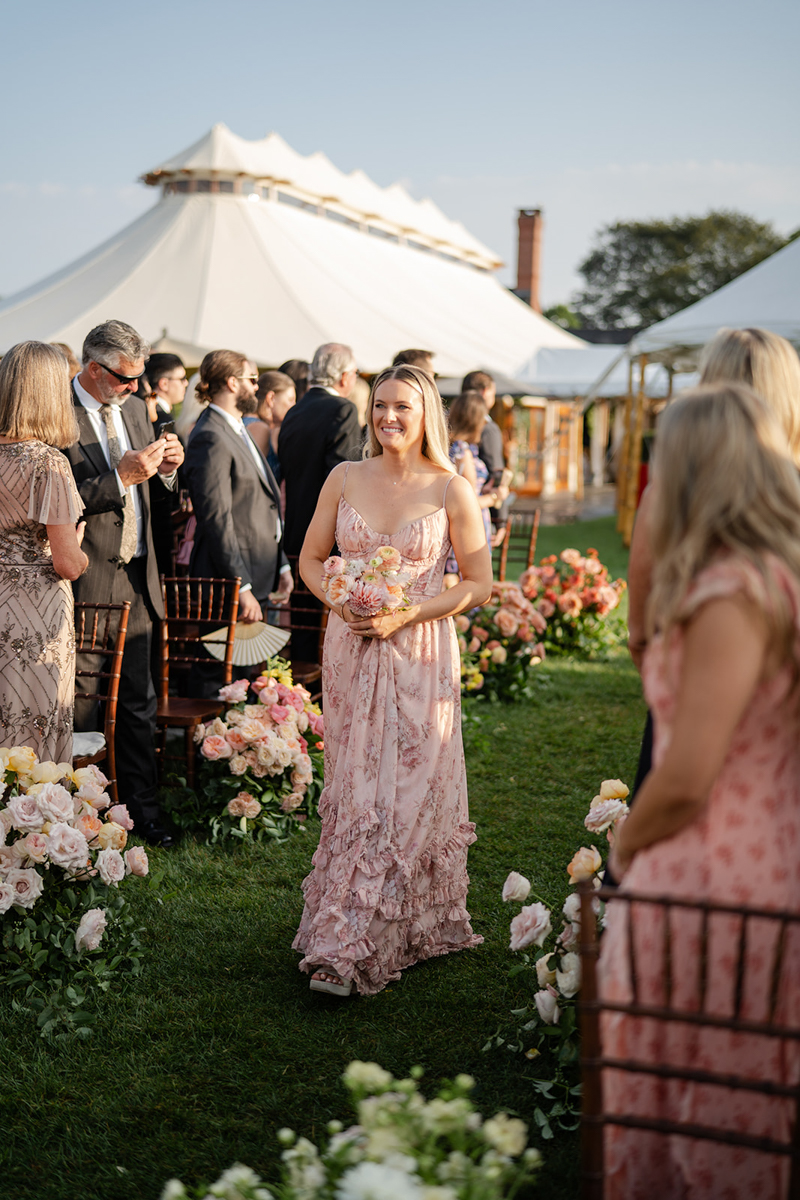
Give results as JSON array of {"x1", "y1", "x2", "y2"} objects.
[{"x1": 96, "y1": 361, "x2": 145, "y2": 385}]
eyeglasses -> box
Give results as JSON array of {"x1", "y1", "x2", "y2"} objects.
[
  {"x1": 237, "y1": 375, "x2": 259, "y2": 385},
  {"x1": 96, "y1": 361, "x2": 145, "y2": 385}
]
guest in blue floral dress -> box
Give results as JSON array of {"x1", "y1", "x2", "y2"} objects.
[{"x1": 446, "y1": 391, "x2": 508, "y2": 575}]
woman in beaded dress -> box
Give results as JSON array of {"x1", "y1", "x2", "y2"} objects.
[
  {"x1": 294, "y1": 364, "x2": 492, "y2": 996},
  {"x1": 0, "y1": 343, "x2": 87, "y2": 761}
]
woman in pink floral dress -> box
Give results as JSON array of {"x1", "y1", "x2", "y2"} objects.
[
  {"x1": 600, "y1": 383, "x2": 800, "y2": 1199},
  {"x1": 293, "y1": 364, "x2": 492, "y2": 996}
]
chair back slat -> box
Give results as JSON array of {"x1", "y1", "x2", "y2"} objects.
[
  {"x1": 578, "y1": 884, "x2": 800, "y2": 1197},
  {"x1": 73, "y1": 601, "x2": 131, "y2": 805},
  {"x1": 159, "y1": 576, "x2": 240, "y2": 699},
  {"x1": 492, "y1": 510, "x2": 542, "y2": 583}
]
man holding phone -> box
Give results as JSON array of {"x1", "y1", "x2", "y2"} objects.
[{"x1": 66, "y1": 320, "x2": 184, "y2": 847}]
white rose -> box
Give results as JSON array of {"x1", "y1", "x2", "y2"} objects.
[
  {"x1": 5, "y1": 866, "x2": 44, "y2": 910},
  {"x1": 74, "y1": 907, "x2": 108, "y2": 952},
  {"x1": 0, "y1": 807, "x2": 13, "y2": 839},
  {"x1": 555, "y1": 951, "x2": 582, "y2": 998},
  {"x1": 336, "y1": 1161, "x2": 423, "y2": 1200},
  {"x1": 46, "y1": 822, "x2": 90, "y2": 869},
  {"x1": 482, "y1": 1113, "x2": 528, "y2": 1157},
  {"x1": 36, "y1": 782, "x2": 75, "y2": 824},
  {"x1": 562, "y1": 892, "x2": 582, "y2": 924},
  {"x1": 95, "y1": 848, "x2": 125, "y2": 887},
  {"x1": 7, "y1": 793, "x2": 44, "y2": 833},
  {"x1": 343, "y1": 1061, "x2": 394, "y2": 1093},
  {"x1": 509, "y1": 902, "x2": 552, "y2": 952},
  {"x1": 584, "y1": 797, "x2": 628, "y2": 833},
  {"x1": 533, "y1": 987, "x2": 561, "y2": 1025},
  {"x1": 535, "y1": 952, "x2": 557, "y2": 988},
  {"x1": 0, "y1": 879, "x2": 16, "y2": 913},
  {"x1": 502, "y1": 871, "x2": 531, "y2": 903}
]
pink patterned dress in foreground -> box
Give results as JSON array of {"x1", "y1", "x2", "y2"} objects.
[
  {"x1": 293, "y1": 485, "x2": 483, "y2": 995},
  {"x1": 599, "y1": 557, "x2": 800, "y2": 1199}
]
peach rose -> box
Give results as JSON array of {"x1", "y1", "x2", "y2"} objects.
[
  {"x1": 76, "y1": 812, "x2": 103, "y2": 841},
  {"x1": 454, "y1": 615, "x2": 470, "y2": 634},
  {"x1": 536, "y1": 597, "x2": 555, "y2": 619},
  {"x1": 124, "y1": 846, "x2": 149, "y2": 877},
  {"x1": 557, "y1": 591, "x2": 583, "y2": 618},
  {"x1": 517, "y1": 621, "x2": 533, "y2": 643},
  {"x1": 472, "y1": 626, "x2": 489, "y2": 644},
  {"x1": 18, "y1": 832, "x2": 48, "y2": 863},
  {"x1": 328, "y1": 574, "x2": 354, "y2": 607},
  {"x1": 567, "y1": 845, "x2": 602, "y2": 884},
  {"x1": 280, "y1": 792, "x2": 305, "y2": 813},
  {"x1": 202, "y1": 735, "x2": 233, "y2": 760},
  {"x1": 495, "y1": 608, "x2": 520, "y2": 638},
  {"x1": 479, "y1": 657, "x2": 489, "y2": 672},
  {"x1": 468, "y1": 637, "x2": 481, "y2": 654},
  {"x1": 72, "y1": 765, "x2": 109, "y2": 789},
  {"x1": 600, "y1": 778, "x2": 630, "y2": 801},
  {"x1": 226, "y1": 728, "x2": 249, "y2": 752}
]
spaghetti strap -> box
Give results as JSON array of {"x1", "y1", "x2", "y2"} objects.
[
  {"x1": 441, "y1": 474, "x2": 455, "y2": 507},
  {"x1": 340, "y1": 462, "x2": 351, "y2": 500}
]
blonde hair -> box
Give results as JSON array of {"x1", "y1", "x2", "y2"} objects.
[
  {"x1": 364, "y1": 364, "x2": 454, "y2": 473},
  {"x1": 648, "y1": 383, "x2": 800, "y2": 653},
  {"x1": 700, "y1": 327, "x2": 800, "y2": 463},
  {"x1": 0, "y1": 341, "x2": 79, "y2": 448}
]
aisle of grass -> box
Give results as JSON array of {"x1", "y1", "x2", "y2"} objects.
[{"x1": 1, "y1": 518, "x2": 644, "y2": 1200}]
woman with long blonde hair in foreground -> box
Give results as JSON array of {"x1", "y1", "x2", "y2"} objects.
[{"x1": 600, "y1": 383, "x2": 800, "y2": 1198}]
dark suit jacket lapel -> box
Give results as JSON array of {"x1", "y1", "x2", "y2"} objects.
[
  {"x1": 72, "y1": 390, "x2": 111, "y2": 477},
  {"x1": 210, "y1": 410, "x2": 278, "y2": 506},
  {"x1": 242, "y1": 425, "x2": 282, "y2": 510}
]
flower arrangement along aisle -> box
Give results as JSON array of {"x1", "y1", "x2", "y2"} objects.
[
  {"x1": 161, "y1": 1060, "x2": 542, "y2": 1200},
  {"x1": 162, "y1": 659, "x2": 324, "y2": 845},
  {"x1": 518, "y1": 547, "x2": 626, "y2": 658},
  {"x1": 457, "y1": 582, "x2": 547, "y2": 702},
  {"x1": 0, "y1": 749, "x2": 152, "y2": 1032},
  {"x1": 486, "y1": 778, "x2": 630, "y2": 1139}
]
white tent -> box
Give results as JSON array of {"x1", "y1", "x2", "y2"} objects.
[
  {"x1": 0, "y1": 123, "x2": 581, "y2": 375},
  {"x1": 631, "y1": 235, "x2": 800, "y2": 364},
  {"x1": 516, "y1": 344, "x2": 673, "y2": 398}
]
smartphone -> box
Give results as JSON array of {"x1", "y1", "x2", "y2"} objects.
[{"x1": 158, "y1": 420, "x2": 176, "y2": 439}]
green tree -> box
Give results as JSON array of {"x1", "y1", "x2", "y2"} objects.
[
  {"x1": 573, "y1": 210, "x2": 791, "y2": 329},
  {"x1": 543, "y1": 303, "x2": 582, "y2": 330}
]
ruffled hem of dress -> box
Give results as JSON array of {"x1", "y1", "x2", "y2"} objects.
[{"x1": 294, "y1": 904, "x2": 484, "y2": 996}]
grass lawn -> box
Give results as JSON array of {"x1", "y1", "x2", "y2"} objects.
[{"x1": 0, "y1": 520, "x2": 645, "y2": 1200}]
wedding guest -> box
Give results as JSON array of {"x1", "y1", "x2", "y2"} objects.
[
  {"x1": 50, "y1": 342, "x2": 81, "y2": 378},
  {"x1": 392, "y1": 348, "x2": 435, "y2": 375},
  {"x1": 65, "y1": 320, "x2": 184, "y2": 846},
  {"x1": 143, "y1": 353, "x2": 188, "y2": 578},
  {"x1": 294, "y1": 364, "x2": 492, "y2": 996},
  {"x1": 278, "y1": 359, "x2": 310, "y2": 403},
  {"x1": 246, "y1": 369, "x2": 296, "y2": 484},
  {"x1": 0, "y1": 342, "x2": 87, "y2": 761},
  {"x1": 461, "y1": 369, "x2": 508, "y2": 544},
  {"x1": 144, "y1": 353, "x2": 189, "y2": 427},
  {"x1": 601, "y1": 382, "x2": 800, "y2": 1198},
  {"x1": 625, "y1": 328, "x2": 800, "y2": 806}
]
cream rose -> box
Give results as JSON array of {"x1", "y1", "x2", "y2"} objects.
[
  {"x1": 584, "y1": 797, "x2": 628, "y2": 833},
  {"x1": 35, "y1": 782, "x2": 75, "y2": 824},
  {"x1": 567, "y1": 845, "x2": 602, "y2": 884},
  {"x1": 74, "y1": 907, "x2": 108, "y2": 952},
  {"x1": 97, "y1": 821, "x2": 127, "y2": 851},
  {"x1": 46, "y1": 822, "x2": 90, "y2": 870},
  {"x1": 502, "y1": 871, "x2": 531, "y2": 903},
  {"x1": 534, "y1": 987, "x2": 561, "y2": 1025},
  {"x1": 30, "y1": 760, "x2": 67, "y2": 785},
  {"x1": 229, "y1": 753, "x2": 248, "y2": 776},
  {"x1": 482, "y1": 1113, "x2": 527, "y2": 1158},
  {"x1": 210, "y1": 717, "x2": 228, "y2": 737},
  {"x1": 0, "y1": 879, "x2": 16, "y2": 914},
  {"x1": 509, "y1": 902, "x2": 552, "y2": 951},
  {"x1": 491, "y1": 646, "x2": 508, "y2": 665},
  {"x1": 96, "y1": 848, "x2": 125, "y2": 886},
  {"x1": 8, "y1": 747, "x2": 37, "y2": 775},
  {"x1": 280, "y1": 792, "x2": 305, "y2": 813},
  {"x1": 124, "y1": 846, "x2": 149, "y2": 877},
  {"x1": 535, "y1": 952, "x2": 557, "y2": 988},
  {"x1": 72, "y1": 764, "x2": 109, "y2": 788},
  {"x1": 599, "y1": 778, "x2": 630, "y2": 801},
  {"x1": 562, "y1": 891, "x2": 582, "y2": 924},
  {"x1": 556, "y1": 951, "x2": 582, "y2": 998}
]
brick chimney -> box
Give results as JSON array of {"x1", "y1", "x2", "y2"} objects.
[{"x1": 516, "y1": 208, "x2": 543, "y2": 313}]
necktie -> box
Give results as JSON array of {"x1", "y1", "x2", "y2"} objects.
[{"x1": 100, "y1": 404, "x2": 138, "y2": 563}]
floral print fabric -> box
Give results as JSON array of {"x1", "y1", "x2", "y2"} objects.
[
  {"x1": 293, "y1": 494, "x2": 483, "y2": 995},
  {"x1": 598, "y1": 556, "x2": 800, "y2": 1198},
  {"x1": 0, "y1": 441, "x2": 83, "y2": 761}
]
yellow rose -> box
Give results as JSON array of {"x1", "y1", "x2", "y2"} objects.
[
  {"x1": 567, "y1": 845, "x2": 603, "y2": 884},
  {"x1": 0, "y1": 748, "x2": 11, "y2": 769},
  {"x1": 97, "y1": 821, "x2": 128, "y2": 851},
  {"x1": 31, "y1": 761, "x2": 66, "y2": 784},
  {"x1": 8, "y1": 747, "x2": 37, "y2": 775},
  {"x1": 600, "y1": 778, "x2": 630, "y2": 801}
]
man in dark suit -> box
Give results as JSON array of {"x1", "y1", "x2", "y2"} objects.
[
  {"x1": 462, "y1": 369, "x2": 509, "y2": 545},
  {"x1": 183, "y1": 350, "x2": 292, "y2": 696},
  {"x1": 278, "y1": 343, "x2": 362, "y2": 660},
  {"x1": 66, "y1": 320, "x2": 184, "y2": 846}
]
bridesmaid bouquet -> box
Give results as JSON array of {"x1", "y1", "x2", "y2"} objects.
[{"x1": 321, "y1": 548, "x2": 411, "y2": 617}]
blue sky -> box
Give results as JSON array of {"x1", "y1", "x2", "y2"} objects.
[{"x1": 1, "y1": 0, "x2": 798, "y2": 307}]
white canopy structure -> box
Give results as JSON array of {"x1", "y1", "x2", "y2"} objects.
[
  {"x1": 516, "y1": 344, "x2": 673, "y2": 398},
  {"x1": 0, "y1": 123, "x2": 581, "y2": 374},
  {"x1": 631, "y1": 235, "x2": 800, "y2": 365}
]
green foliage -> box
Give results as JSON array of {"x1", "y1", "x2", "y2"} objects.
[
  {"x1": 542, "y1": 304, "x2": 582, "y2": 330},
  {"x1": 573, "y1": 209, "x2": 789, "y2": 329}
]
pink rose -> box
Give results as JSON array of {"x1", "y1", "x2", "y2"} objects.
[
  {"x1": 478, "y1": 657, "x2": 489, "y2": 672},
  {"x1": 534, "y1": 986, "x2": 561, "y2": 1025},
  {"x1": 46, "y1": 822, "x2": 90, "y2": 869},
  {"x1": 202, "y1": 735, "x2": 233, "y2": 760},
  {"x1": 7, "y1": 794, "x2": 44, "y2": 833},
  {"x1": 485, "y1": 639, "x2": 501, "y2": 651},
  {"x1": 226, "y1": 728, "x2": 248, "y2": 752},
  {"x1": 0, "y1": 879, "x2": 16, "y2": 914},
  {"x1": 270, "y1": 705, "x2": 290, "y2": 725},
  {"x1": 584, "y1": 797, "x2": 628, "y2": 833},
  {"x1": 218, "y1": 679, "x2": 250, "y2": 704},
  {"x1": 557, "y1": 591, "x2": 583, "y2": 618},
  {"x1": 530, "y1": 608, "x2": 547, "y2": 635},
  {"x1": 567, "y1": 845, "x2": 602, "y2": 884},
  {"x1": 509, "y1": 902, "x2": 552, "y2": 951},
  {"x1": 454, "y1": 615, "x2": 470, "y2": 633},
  {"x1": 257, "y1": 684, "x2": 279, "y2": 708},
  {"x1": 75, "y1": 907, "x2": 108, "y2": 952},
  {"x1": 468, "y1": 637, "x2": 481, "y2": 654},
  {"x1": 5, "y1": 866, "x2": 44, "y2": 909},
  {"x1": 518, "y1": 567, "x2": 541, "y2": 598},
  {"x1": 19, "y1": 832, "x2": 48, "y2": 863},
  {"x1": 107, "y1": 804, "x2": 134, "y2": 831},
  {"x1": 472, "y1": 626, "x2": 489, "y2": 644},
  {"x1": 284, "y1": 690, "x2": 304, "y2": 714},
  {"x1": 76, "y1": 781, "x2": 111, "y2": 810},
  {"x1": 502, "y1": 871, "x2": 531, "y2": 903},
  {"x1": 308, "y1": 712, "x2": 324, "y2": 738},
  {"x1": 517, "y1": 621, "x2": 533, "y2": 643},
  {"x1": 95, "y1": 847, "x2": 125, "y2": 886},
  {"x1": 536, "y1": 597, "x2": 555, "y2": 619},
  {"x1": 322, "y1": 555, "x2": 345, "y2": 576},
  {"x1": 36, "y1": 782, "x2": 75, "y2": 824},
  {"x1": 124, "y1": 846, "x2": 149, "y2": 877},
  {"x1": 495, "y1": 607, "x2": 520, "y2": 638}
]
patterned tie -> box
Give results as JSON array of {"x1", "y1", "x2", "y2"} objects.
[{"x1": 100, "y1": 404, "x2": 138, "y2": 563}]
